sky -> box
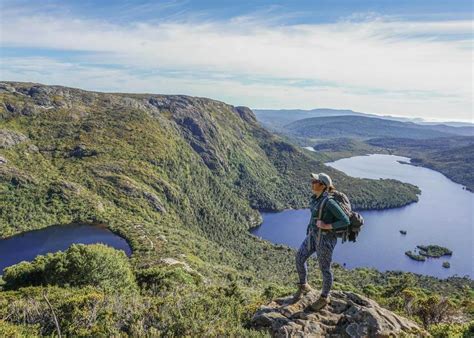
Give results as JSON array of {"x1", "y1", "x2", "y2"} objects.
[{"x1": 0, "y1": 0, "x2": 472, "y2": 122}]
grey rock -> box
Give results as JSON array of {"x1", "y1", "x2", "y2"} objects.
[
  {"x1": 251, "y1": 290, "x2": 426, "y2": 337},
  {"x1": 21, "y1": 104, "x2": 39, "y2": 116},
  {"x1": 0, "y1": 166, "x2": 36, "y2": 185},
  {"x1": 68, "y1": 144, "x2": 98, "y2": 158},
  {"x1": 157, "y1": 234, "x2": 168, "y2": 243},
  {"x1": 0, "y1": 129, "x2": 28, "y2": 149},
  {"x1": 0, "y1": 83, "x2": 16, "y2": 93},
  {"x1": 233, "y1": 106, "x2": 258, "y2": 124},
  {"x1": 159, "y1": 258, "x2": 199, "y2": 276},
  {"x1": 143, "y1": 191, "x2": 166, "y2": 213}
]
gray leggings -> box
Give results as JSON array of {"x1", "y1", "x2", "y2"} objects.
[{"x1": 295, "y1": 231, "x2": 337, "y2": 297}]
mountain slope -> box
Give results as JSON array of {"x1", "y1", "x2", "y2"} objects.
[
  {"x1": 1, "y1": 82, "x2": 470, "y2": 336},
  {"x1": 367, "y1": 137, "x2": 474, "y2": 191},
  {"x1": 254, "y1": 108, "x2": 473, "y2": 135},
  {"x1": 284, "y1": 115, "x2": 455, "y2": 140},
  {"x1": 0, "y1": 81, "x2": 422, "y2": 286},
  {"x1": 0, "y1": 82, "x2": 420, "y2": 238},
  {"x1": 253, "y1": 108, "x2": 370, "y2": 131}
]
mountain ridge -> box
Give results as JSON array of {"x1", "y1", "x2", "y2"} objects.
[
  {"x1": 254, "y1": 108, "x2": 474, "y2": 129},
  {"x1": 284, "y1": 115, "x2": 458, "y2": 140}
]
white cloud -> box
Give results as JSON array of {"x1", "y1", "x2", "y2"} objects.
[{"x1": 0, "y1": 8, "x2": 472, "y2": 121}]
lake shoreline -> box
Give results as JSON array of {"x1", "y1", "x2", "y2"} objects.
[
  {"x1": 312, "y1": 147, "x2": 473, "y2": 193},
  {"x1": 252, "y1": 154, "x2": 473, "y2": 279},
  {"x1": 0, "y1": 223, "x2": 133, "y2": 273}
]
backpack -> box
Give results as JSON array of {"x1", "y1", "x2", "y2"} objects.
[{"x1": 318, "y1": 190, "x2": 364, "y2": 243}]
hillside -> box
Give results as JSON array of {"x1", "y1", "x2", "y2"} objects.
[
  {"x1": 255, "y1": 108, "x2": 473, "y2": 135},
  {"x1": 0, "y1": 82, "x2": 421, "y2": 237},
  {"x1": 253, "y1": 108, "x2": 370, "y2": 131},
  {"x1": 0, "y1": 82, "x2": 471, "y2": 336},
  {"x1": 309, "y1": 136, "x2": 474, "y2": 191},
  {"x1": 284, "y1": 115, "x2": 455, "y2": 140},
  {"x1": 367, "y1": 137, "x2": 474, "y2": 191},
  {"x1": 417, "y1": 124, "x2": 473, "y2": 136}
]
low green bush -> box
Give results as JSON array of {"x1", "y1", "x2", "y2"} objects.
[
  {"x1": 136, "y1": 266, "x2": 202, "y2": 293},
  {"x1": 3, "y1": 244, "x2": 136, "y2": 292}
]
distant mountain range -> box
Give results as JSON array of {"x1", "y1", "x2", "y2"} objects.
[
  {"x1": 254, "y1": 110, "x2": 473, "y2": 191},
  {"x1": 254, "y1": 108, "x2": 473, "y2": 134},
  {"x1": 282, "y1": 115, "x2": 472, "y2": 140}
]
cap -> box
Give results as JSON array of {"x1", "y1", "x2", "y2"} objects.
[{"x1": 310, "y1": 172, "x2": 333, "y2": 187}]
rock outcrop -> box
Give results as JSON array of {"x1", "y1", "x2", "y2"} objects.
[
  {"x1": 252, "y1": 290, "x2": 426, "y2": 337},
  {"x1": 0, "y1": 129, "x2": 28, "y2": 148}
]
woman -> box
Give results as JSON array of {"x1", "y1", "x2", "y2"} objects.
[{"x1": 293, "y1": 172, "x2": 349, "y2": 311}]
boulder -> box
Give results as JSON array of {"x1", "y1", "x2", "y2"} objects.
[
  {"x1": 0, "y1": 129, "x2": 28, "y2": 148},
  {"x1": 160, "y1": 258, "x2": 198, "y2": 275},
  {"x1": 143, "y1": 191, "x2": 166, "y2": 213},
  {"x1": 0, "y1": 82, "x2": 16, "y2": 93},
  {"x1": 68, "y1": 144, "x2": 98, "y2": 158},
  {"x1": 251, "y1": 290, "x2": 426, "y2": 337}
]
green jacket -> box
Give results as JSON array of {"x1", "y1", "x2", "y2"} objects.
[{"x1": 307, "y1": 192, "x2": 350, "y2": 232}]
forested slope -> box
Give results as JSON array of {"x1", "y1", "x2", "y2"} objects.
[
  {"x1": 367, "y1": 137, "x2": 474, "y2": 191},
  {"x1": 284, "y1": 115, "x2": 455, "y2": 140}
]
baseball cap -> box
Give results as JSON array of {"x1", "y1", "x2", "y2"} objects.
[{"x1": 310, "y1": 172, "x2": 333, "y2": 187}]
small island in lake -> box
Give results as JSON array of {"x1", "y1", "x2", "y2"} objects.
[
  {"x1": 405, "y1": 245, "x2": 453, "y2": 262},
  {"x1": 417, "y1": 245, "x2": 453, "y2": 258},
  {"x1": 400, "y1": 230, "x2": 407, "y2": 235},
  {"x1": 405, "y1": 250, "x2": 426, "y2": 261},
  {"x1": 442, "y1": 261, "x2": 450, "y2": 268}
]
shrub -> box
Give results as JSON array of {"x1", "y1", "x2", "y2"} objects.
[
  {"x1": 262, "y1": 283, "x2": 292, "y2": 301},
  {"x1": 428, "y1": 321, "x2": 473, "y2": 337},
  {"x1": 136, "y1": 266, "x2": 202, "y2": 294},
  {"x1": 3, "y1": 244, "x2": 136, "y2": 292},
  {"x1": 414, "y1": 295, "x2": 458, "y2": 327}
]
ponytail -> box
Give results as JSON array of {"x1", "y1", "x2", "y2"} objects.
[{"x1": 326, "y1": 185, "x2": 335, "y2": 193}]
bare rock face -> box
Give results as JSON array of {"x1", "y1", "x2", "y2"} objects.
[
  {"x1": 233, "y1": 106, "x2": 258, "y2": 125},
  {"x1": 251, "y1": 290, "x2": 426, "y2": 337},
  {"x1": 0, "y1": 129, "x2": 28, "y2": 148}
]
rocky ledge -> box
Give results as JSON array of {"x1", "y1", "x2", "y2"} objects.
[{"x1": 251, "y1": 290, "x2": 426, "y2": 337}]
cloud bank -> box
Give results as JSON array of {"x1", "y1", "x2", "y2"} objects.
[{"x1": 0, "y1": 6, "x2": 472, "y2": 121}]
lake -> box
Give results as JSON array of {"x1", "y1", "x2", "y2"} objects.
[
  {"x1": 251, "y1": 154, "x2": 473, "y2": 278},
  {"x1": 0, "y1": 223, "x2": 132, "y2": 273}
]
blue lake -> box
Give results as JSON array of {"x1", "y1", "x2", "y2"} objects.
[
  {"x1": 0, "y1": 223, "x2": 132, "y2": 273},
  {"x1": 251, "y1": 154, "x2": 473, "y2": 279}
]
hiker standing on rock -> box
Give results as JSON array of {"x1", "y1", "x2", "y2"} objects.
[{"x1": 293, "y1": 173, "x2": 350, "y2": 311}]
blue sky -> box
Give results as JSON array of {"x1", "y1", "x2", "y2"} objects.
[{"x1": 0, "y1": 0, "x2": 472, "y2": 121}]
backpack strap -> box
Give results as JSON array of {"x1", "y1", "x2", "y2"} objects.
[{"x1": 317, "y1": 196, "x2": 329, "y2": 220}]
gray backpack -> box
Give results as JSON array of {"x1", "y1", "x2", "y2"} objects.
[{"x1": 318, "y1": 190, "x2": 364, "y2": 243}]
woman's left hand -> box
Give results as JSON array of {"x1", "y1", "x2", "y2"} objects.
[{"x1": 317, "y1": 221, "x2": 333, "y2": 230}]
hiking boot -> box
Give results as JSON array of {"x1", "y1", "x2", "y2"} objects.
[
  {"x1": 291, "y1": 283, "x2": 313, "y2": 302},
  {"x1": 308, "y1": 296, "x2": 329, "y2": 312}
]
